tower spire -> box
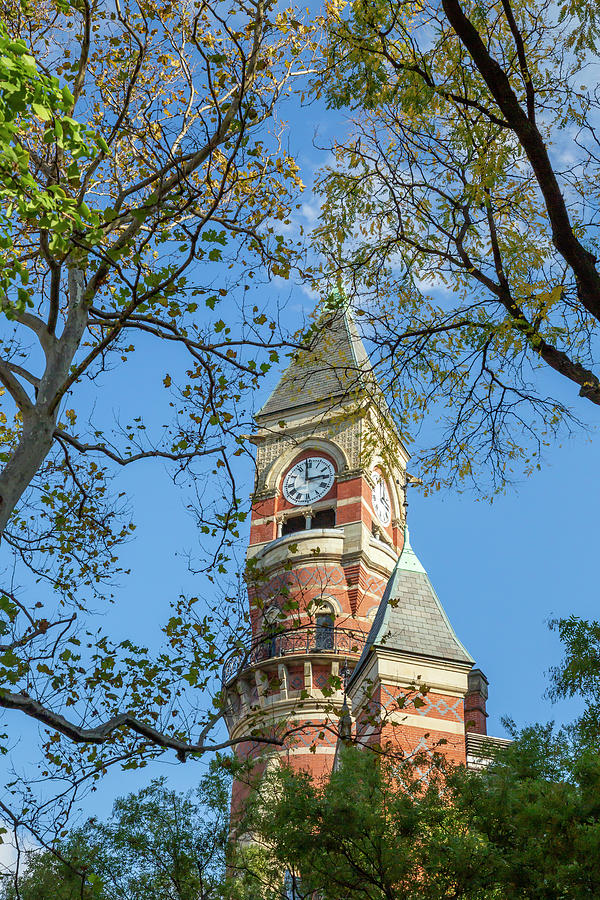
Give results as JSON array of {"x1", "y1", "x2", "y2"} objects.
[{"x1": 255, "y1": 300, "x2": 373, "y2": 423}]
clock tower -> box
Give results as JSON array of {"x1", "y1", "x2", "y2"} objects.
[
  {"x1": 223, "y1": 301, "x2": 491, "y2": 816},
  {"x1": 223, "y1": 303, "x2": 408, "y2": 811}
]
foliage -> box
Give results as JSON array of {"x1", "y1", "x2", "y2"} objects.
[
  {"x1": 0, "y1": 772, "x2": 232, "y2": 900},
  {"x1": 0, "y1": 0, "x2": 318, "y2": 845},
  {"x1": 236, "y1": 621, "x2": 600, "y2": 899},
  {"x1": 549, "y1": 615, "x2": 600, "y2": 747},
  {"x1": 6, "y1": 619, "x2": 600, "y2": 898},
  {"x1": 315, "y1": 0, "x2": 600, "y2": 492},
  {"x1": 243, "y1": 734, "x2": 600, "y2": 899},
  {"x1": 0, "y1": 23, "x2": 101, "y2": 306}
]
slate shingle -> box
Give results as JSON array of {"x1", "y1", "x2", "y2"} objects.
[
  {"x1": 349, "y1": 529, "x2": 473, "y2": 687},
  {"x1": 256, "y1": 306, "x2": 372, "y2": 421}
]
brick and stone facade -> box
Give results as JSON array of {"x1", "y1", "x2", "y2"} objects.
[{"x1": 223, "y1": 304, "x2": 494, "y2": 822}]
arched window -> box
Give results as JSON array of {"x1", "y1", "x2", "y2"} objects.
[
  {"x1": 315, "y1": 602, "x2": 335, "y2": 651},
  {"x1": 262, "y1": 606, "x2": 280, "y2": 659}
]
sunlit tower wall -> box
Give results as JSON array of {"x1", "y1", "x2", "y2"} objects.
[
  {"x1": 221, "y1": 304, "x2": 492, "y2": 820},
  {"x1": 222, "y1": 306, "x2": 408, "y2": 817}
]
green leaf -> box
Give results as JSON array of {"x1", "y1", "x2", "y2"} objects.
[{"x1": 31, "y1": 101, "x2": 52, "y2": 121}]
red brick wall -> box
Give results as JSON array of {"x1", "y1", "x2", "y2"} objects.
[
  {"x1": 233, "y1": 447, "x2": 408, "y2": 817},
  {"x1": 355, "y1": 681, "x2": 468, "y2": 768},
  {"x1": 464, "y1": 689, "x2": 488, "y2": 735}
]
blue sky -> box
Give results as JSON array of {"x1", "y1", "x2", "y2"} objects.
[{"x1": 76, "y1": 66, "x2": 600, "y2": 814}]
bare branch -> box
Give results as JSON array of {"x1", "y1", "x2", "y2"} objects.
[
  {"x1": 0, "y1": 357, "x2": 33, "y2": 412},
  {"x1": 0, "y1": 690, "x2": 285, "y2": 761},
  {"x1": 4, "y1": 362, "x2": 39, "y2": 389},
  {"x1": 54, "y1": 430, "x2": 225, "y2": 466},
  {"x1": 0, "y1": 614, "x2": 76, "y2": 653}
]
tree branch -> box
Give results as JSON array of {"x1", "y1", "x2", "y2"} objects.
[
  {"x1": 70, "y1": 0, "x2": 91, "y2": 111},
  {"x1": 0, "y1": 357, "x2": 33, "y2": 411},
  {"x1": 11, "y1": 312, "x2": 55, "y2": 359},
  {"x1": 480, "y1": 197, "x2": 600, "y2": 404},
  {"x1": 441, "y1": 0, "x2": 600, "y2": 320},
  {"x1": 4, "y1": 362, "x2": 39, "y2": 389},
  {"x1": 54, "y1": 430, "x2": 225, "y2": 466},
  {"x1": 39, "y1": 230, "x2": 61, "y2": 336},
  {"x1": 0, "y1": 614, "x2": 76, "y2": 654},
  {"x1": 0, "y1": 690, "x2": 285, "y2": 762}
]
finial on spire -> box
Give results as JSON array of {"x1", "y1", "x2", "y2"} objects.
[{"x1": 325, "y1": 283, "x2": 349, "y2": 311}]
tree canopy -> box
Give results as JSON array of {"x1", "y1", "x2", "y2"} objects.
[
  {"x1": 235, "y1": 616, "x2": 600, "y2": 899},
  {"x1": 0, "y1": 773, "x2": 231, "y2": 900},
  {"x1": 314, "y1": 0, "x2": 600, "y2": 491},
  {"x1": 244, "y1": 730, "x2": 600, "y2": 899},
  {"x1": 6, "y1": 619, "x2": 600, "y2": 897},
  {"x1": 0, "y1": 0, "x2": 318, "y2": 843}
]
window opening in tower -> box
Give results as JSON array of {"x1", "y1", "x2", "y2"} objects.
[
  {"x1": 311, "y1": 507, "x2": 336, "y2": 529},
  {"x1": 315, "y1": 610, "x2": 335, "y2": 651},
  {"x1": 282, "y1": 514, "x2": 306, "y2": 536},
  {"x1": 282, "y1": 508, "x2": 336, "y2": 537}
]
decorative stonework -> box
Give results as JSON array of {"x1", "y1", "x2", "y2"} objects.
[
  {"x1": 253, "y1": 414, "x2": 365, "y2": 492},
  {"x1": 326, "y1": 416, "x2": 363, "y2": 470},
  {"x1": 255, "y1": 435, "x2": 295, "y2": 489}
]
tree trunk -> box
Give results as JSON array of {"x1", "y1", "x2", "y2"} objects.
[
  {"x1": 0, "y1": 409, "x2": 57, "y2": 534},
  {"x1": 0, "y1": 267, "x2": 89, "y2": 536}
]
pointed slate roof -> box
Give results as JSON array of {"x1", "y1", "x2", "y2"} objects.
[
  {"x1": 255, "y1": 302, "x2": 373, "y2": 422},
  {"x1": 349, "y1": 529, "x2": 473, "y2": 687}
]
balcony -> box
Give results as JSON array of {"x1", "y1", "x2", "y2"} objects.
[
  {"x1": 222, "y1": 625, "x2": 367, "y2": 686},
  {"x1": 248, "y1": 527, "x2": 345, "y2": 568}
]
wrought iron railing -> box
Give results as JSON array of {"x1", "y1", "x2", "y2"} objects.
[{"x1": 222, "y1": 625, "x2": 367, "y2": 686}]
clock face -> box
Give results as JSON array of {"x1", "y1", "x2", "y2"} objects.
[
  {"x1": 282, "y1": 457, "x2": 335, "y2": 506},
  {"x1": 372, "y1": 474, "x2": 391, "y2": 526}
]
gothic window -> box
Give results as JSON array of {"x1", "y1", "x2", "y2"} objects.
[{"x1": 315, "y1": 603, "x2": 335, "y2": 651}]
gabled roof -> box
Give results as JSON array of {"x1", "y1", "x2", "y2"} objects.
[
  {"x1": 255, "y1": 303, "x2": 373, "y2": 422},
  {"x1": 349, "y1": 529, "x2": 473, "y2": 687}
]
